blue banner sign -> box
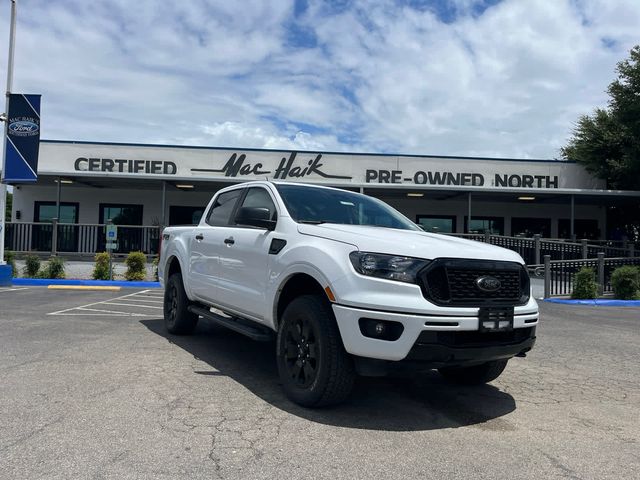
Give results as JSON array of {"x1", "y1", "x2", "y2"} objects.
[{"x1": 2, "y1": 93, "x2": 41, "y2": 184}]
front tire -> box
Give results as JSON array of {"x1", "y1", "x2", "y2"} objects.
[
  {"x1": 438, "y1": 359, "x2": 508, "y2": 385},
  {"x1": 163, "y1": 272, "x2": 198, "y2": 335},
  {"x1": 276, "y1": 295, "x2": 355, "y2": 407}
]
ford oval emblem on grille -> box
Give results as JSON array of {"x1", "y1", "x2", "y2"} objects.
[{"x1": 476, "y1": 276, "x2": 501, "y2": 292}]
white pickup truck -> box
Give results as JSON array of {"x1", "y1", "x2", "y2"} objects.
[{"x1": 159, "y1": 181, "x2": 538, "y2": 407}]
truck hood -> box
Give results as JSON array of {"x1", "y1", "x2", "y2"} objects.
[{"x1": 297, "y1": 224, "x2": 524, "y2": 263}]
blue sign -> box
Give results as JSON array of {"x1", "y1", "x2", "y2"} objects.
[{"x1": 2, "y1": 93, "x2": 41, "y2": 184}]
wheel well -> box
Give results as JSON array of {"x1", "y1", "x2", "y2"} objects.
[
  {"x1": 276, "y1": 273, "x2": 326, "y2": 325},
  {"x1": 167, "y1": 256, "x2": 182, "y2": 280}
]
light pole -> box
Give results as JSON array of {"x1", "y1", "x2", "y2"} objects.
[{"x1": 0, "y1": 0, "x2": 17, "y2": 267}]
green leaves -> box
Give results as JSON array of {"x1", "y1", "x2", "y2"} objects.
[{"x1": 562, "y1": 45, "x2": 640, "y2": 190}]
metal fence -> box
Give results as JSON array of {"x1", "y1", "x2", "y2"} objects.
[
  {"x1": 448, "y1": 232, "x2": 634, "y2": 264},
  {"x1": 529, "y1": 254, "x2": 640, "y2": 297},
  {"x1": 4, "y1": 221, "x2": 639, "y2": 264},
  {"x1": 5, "y1": 221, "x2": 162, "y2": 256}
]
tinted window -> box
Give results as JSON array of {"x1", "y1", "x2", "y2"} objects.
[
  {"x1": 276, "y1": 184, "x2": 420, "y2": 231},
  {"x1": 417, "y1": 215, "x2": 456, "y2": 233},
  {"x1": 99, "y1": 204, "x2": 143, "y2": 225},
  {"x1": 206, "y1": 189, "x2": 243, "y2": 226},
  {"x1": 236, "y1": 188, "x2": 277, "y2": 222},
  {"x1": 464, "y1": 216, "x2": 504, "y2": 235}
]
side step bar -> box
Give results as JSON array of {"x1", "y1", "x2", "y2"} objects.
[{"x1": 187, "y1": 304, "x2": 274, "y2": 342}]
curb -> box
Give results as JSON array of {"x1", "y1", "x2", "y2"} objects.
[
  {"x1": 11, "y1": 278, "x2": 162, "y2": 288},
  {"x1": 544, "y1": 298, "x2": 640, "y2": 306}
]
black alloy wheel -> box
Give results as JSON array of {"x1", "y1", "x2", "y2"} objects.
[
  {"x1": 163, "y1": 272, "x2": 198, "y2": 335},
  {"x1": 276, "y1": 295, "x2": 355, "y2": 407},
  {"x1": 282, "y1": 315, "x2": 319, "y2": 388}
]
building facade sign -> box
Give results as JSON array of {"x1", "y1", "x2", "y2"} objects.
[{"x1": 38, "y1": 141, "x2": 604, "y2": 190}]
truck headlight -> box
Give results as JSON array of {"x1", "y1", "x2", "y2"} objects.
[{"x1": 349, "y1": 252, "x2": 430, "y2": 284}]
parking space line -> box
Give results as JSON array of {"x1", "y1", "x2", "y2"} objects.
[
  {"x1": 48, "y1": 290, "x2": 151, "y2": 316},
  {"x1": 0, "y1": 287, "x2": 30, "y2": 293},
  {"x1": 74, "y1": 307, "x2": 155, "y2": 317},
  {"x1": 112, "y1": 297, "x2": 163, "y2": 304},
  {"x1": 101, "y1": 302, "x2": 163, "y2": 309}
]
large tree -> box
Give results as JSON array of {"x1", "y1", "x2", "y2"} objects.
[{"x1": 561, "y1": 45, "x2": 640, "y2": 190}]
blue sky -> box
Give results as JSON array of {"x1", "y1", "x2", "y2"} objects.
[{"x1": 0, "y1": 0, "x2": 638, "y2": 158}]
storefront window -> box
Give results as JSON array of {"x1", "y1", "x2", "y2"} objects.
[
  {"x1": 99, "y1": 204, "x2": 143, "y2": 225},
  {"x1": 169, "y1": 206, "x2": 205, "y2": 226},
  {"x1": 464, "y1": 216, "x2": 504, "y2": 235},
  {"x1": 416, "y1": 215, "x2": 456, "y2": 233},
  {"x1": 558, "y1": 219, "x2": 599, "y2": 240},
  {"x1": 34, "y1": 202, "x2": 78, "y2": 223},
  {"x1": 511, "y1": 217, "x2": 551, "y2": 237}
]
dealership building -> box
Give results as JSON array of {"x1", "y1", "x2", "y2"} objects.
[{"x1": 6, "y1": 139, "x2": 640, "y2": 254}]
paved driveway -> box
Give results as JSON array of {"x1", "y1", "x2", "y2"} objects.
[{"x1": 1, "y1": 288, "x2": 638, "y2": 479}]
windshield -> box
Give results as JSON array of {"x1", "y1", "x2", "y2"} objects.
[{"x1": 275, "y1": 184, "x2": 421, "y2": 231}]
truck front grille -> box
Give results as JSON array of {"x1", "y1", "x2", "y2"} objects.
[{"x1": 418, "y1": 258, "x2": 530, "y2": 306}]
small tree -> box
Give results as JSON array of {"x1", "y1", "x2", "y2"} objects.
[
  {"x1": 610, "y1": 266, "x2": 640, "y2": 300},
  {"x1": 152, "y1": 256, "x2": 159, "y2": 282},
  {"x1": 40, "y1": 257, "x2": 65, "y2": 279},
  {"x1": 92, "y1": 252, "x2": 112, "y2": 280},
  {"x1": 572, "y1": 267, "x2": 597, "y2": 299},
  {"x1": 125, "y1": 251, "x2": 147, "y2": 281},
  {"x1": 23, "y1": 254, "x2": 41, "y2": 278}
]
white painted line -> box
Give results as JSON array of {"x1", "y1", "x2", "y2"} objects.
[
  {"x1": 101, "y1": 302, "x2": 163, "y2": 309},
  {"x1": 0, "y1": 287, "x2": 30, "y2": 293},
  {"x1": 47, "y1": 289, "x2": 149, "y2": 315},
  {"x1": 115, "y1": 298, "x2": 164, "y2": 304},
  {"x1": 54, "y1": 313, "x2": 157, "y2": 317},
  {"x1": 76, "y1": 307, "x2": 153, "y2": 316}
]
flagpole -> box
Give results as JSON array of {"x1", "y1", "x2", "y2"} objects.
[{"x1": 0, "y1": 0, "x2": 18, "y2": 267}]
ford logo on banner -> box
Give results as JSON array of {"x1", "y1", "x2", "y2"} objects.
[
  {"x1": 2, "y1": 93, "x2": 41, "y2": 184},
  {"x1": 8, "y1": 120, "x2": 39, "y2": 136}
]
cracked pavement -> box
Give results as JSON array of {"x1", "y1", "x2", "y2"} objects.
[{"x1": 0, "y1": 288, "x2": 638, "y2": 479}]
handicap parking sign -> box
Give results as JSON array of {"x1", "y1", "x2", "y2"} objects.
[{"x1": 106, "y1": 224, "x2": 118, "y2": 241}]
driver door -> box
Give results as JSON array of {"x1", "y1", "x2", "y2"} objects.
[{"x1": 215, "y1": 186, "x2": 278, "y2": 322}]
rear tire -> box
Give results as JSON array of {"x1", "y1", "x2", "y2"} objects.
[
  {"x1": 276, "y1": 295, "x2": 355, "y2": 407},
  {"x1": 164, "y1": 272, "x2": 198, "y2": 335},
  {"x1": 438, "y1": 359, "x2": 508, "y2": 385}
]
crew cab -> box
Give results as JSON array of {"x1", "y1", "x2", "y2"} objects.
[{"x1": 159, "y1": 181, "x2": 538, "y2": 407}]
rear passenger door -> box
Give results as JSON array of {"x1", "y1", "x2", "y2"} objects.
[
  {"x1": 189, "y1": 188, "x2": 244, "y2": 302},
  {"x1": 215, "y1": 186, "x2": 278, "y2": 321}
]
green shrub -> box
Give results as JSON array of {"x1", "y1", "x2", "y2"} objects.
[
  {"x1": 92, "y1": 252, "x2": 112, "y2": 280},
  {"x1": 4, "y1": 250, "x2": 17, "y2": 277},
  {"x1": 125, "y1": 251, "x2": 147, "y2": 281},
  {"x1": 41, "y1": 256, "x2": 66, "y2": 279},
  {"x1": 572, "y1": 267, "x2": 597, "y2": 299},
  {"x1": 610, "y1": 266, "x2": 640, "y2": 300},
  {"x1": 23, "y1": 254, "x2": 41, "y2": 278},
  {"x1": 152, "y1": 256, "x2": 159, "y2": 282}
]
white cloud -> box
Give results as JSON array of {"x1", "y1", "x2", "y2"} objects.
[{"x1": 0, "y1": 0, "x2": 637, "y2": 159}]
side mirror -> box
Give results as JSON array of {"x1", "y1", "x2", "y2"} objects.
[{"x1": 236, "y1": 206, "x2": 276, "y2": 231}]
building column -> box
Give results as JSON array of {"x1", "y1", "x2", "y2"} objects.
[
  {"x1": 570, "y1": 194, "x2": 575, "y2": 240},
  {"x1": 56, "y1": 176, "x2": 61, "y2": 219},
  {"x1": 160, "y1": 180, "x2": 167, "y2": 226},
  {"x1": 467, "y1": 192, "x2": 472, "y2": 233}
]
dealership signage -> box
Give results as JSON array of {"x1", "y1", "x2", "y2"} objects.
[
  {"x1": 2, "y1": 94, "x2": 42, "y2": 184},
  {"x1": 40, "y1": 141, "x2": 603, "y2": 190}
]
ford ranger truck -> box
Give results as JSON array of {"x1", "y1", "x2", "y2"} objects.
[{"x1": 159, "y1": 181, "x2": 538, "y2": 407}]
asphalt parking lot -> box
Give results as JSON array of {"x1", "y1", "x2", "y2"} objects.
[{"x1": 1, "y1": 287, "x2": 638, "y2": 479}]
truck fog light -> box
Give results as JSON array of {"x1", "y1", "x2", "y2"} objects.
[{"x1": 359, "y1": 318, "x2": 404, "y2": 341}]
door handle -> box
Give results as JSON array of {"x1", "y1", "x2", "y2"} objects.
[
  {"x1": 195, "y1": 233, "x2": 204, "y2": 241},
  {"x1": 224, "y1": 237, "x2": 235, "y2": 245}
]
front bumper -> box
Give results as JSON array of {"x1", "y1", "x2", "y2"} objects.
[{"x1": 332, "y1": 302, "x2": 538, "y2": 362}]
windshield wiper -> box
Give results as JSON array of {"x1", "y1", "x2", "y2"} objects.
[{"x1": 298, "y1": 220, "x2": 327, "y2": 224}]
